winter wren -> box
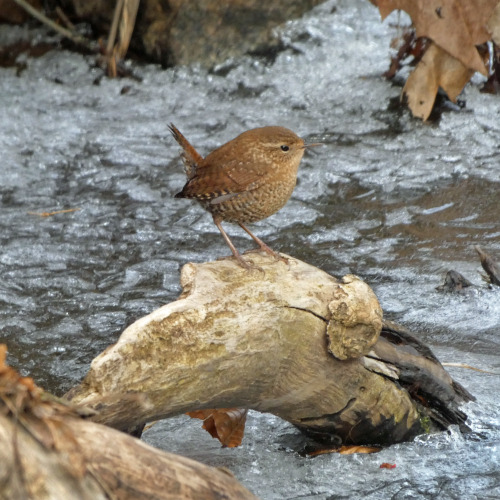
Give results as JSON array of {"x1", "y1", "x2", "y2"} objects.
[{"x1": 169, "y1": 124, "x2": 317, "y2": 268}]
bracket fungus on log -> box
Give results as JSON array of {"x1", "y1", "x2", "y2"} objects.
[
  {"x1": 327, "y1": 274, "x2": 383, "y2": 360},
  {"x1": 67, "y1": 253, "x2": 473, "y2": 446}
]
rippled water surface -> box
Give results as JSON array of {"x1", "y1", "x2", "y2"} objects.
[{"x1": 1, "y1": 0, "x2": 499, "y2": 498}]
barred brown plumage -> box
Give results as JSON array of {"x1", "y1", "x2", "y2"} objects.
[{"x1": 170, "y1": 124, "x2": 319, "y2": 268}]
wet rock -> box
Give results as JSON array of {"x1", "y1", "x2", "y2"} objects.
[
  {"x1": 475, "y1": 245, "x2": 500, "y2": 286},
  {"x1": 62, "y1": 0, "x2": 324, "y2": 66},
  {"x1": 436, "y1": 270, "x2": 473, "y2": 293},
  {"x1": 0, "y1": 0, "x2": 42, "y2": 24}
]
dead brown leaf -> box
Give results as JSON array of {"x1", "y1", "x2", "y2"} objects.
[
  {"x1": 402, "y1": 41, "x2": 474, "y2": 119},
  {"x1": 488, "y1": 3, "x2": 500, "y2": 43},
  {"x1": 339, "y1": 445, "x2": 382, "y2": 455},
  {"x1": 371, "y1": 0, "x2": 500, "y2": 119},
  {"x1": 307, "y1": 445, "x2": 381, "y2": 457},
  {"x1": 117, "y1": 0, "x2": 140, "y2": 59},
  {"x1": 373, "y1": 0, "x2": 498, "y2": 74},
  {"x1": 187, "y1": 408, "x2": 248, "y2": 448}
]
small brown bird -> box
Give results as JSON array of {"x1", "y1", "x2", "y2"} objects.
[{"x1": 170, "y1": 124, "x2": 317, "y2": 268}]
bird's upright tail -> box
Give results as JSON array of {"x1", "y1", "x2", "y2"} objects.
[{"x1": 169, "y1": 123, "x2": 204, "y2": 180}]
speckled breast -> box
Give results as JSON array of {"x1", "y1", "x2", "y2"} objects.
[{"x1": 201, "y1": 177, "x2": 297, "y2": 223}]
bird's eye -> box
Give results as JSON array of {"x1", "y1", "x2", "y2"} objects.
[{"x1": 280, "y1": 145, "x2": 290, "y2": 152}]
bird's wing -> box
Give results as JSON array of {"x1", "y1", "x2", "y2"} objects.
[
  {"x1": 175, "y1": 159, "x2": 265, "y2": 200},
  {"x1": 222, "y1": 159, "x2": 267, "y2": 191}
]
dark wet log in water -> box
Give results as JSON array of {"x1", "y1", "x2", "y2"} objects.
[
  {"x1": 66, "y1": 253, "x2": 473, "y2": 446},
  {"x1": 436, "y1": 270, "x2": 473, "y2": 293},
  {"x1": 0, "y1": 346, "x2": 257, "y2": 500},
  {"x1": 475, "y1": 245, "x2": 500, "y2": 286},
  {"x1": 374, "y1": 320, "x2": 474, "y2": 430}
]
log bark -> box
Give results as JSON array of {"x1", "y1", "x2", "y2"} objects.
[
  {"x1": 0, "y1": 415, "x2": 258, "y2": 500},
  {"x1": 0, "y1": 346, "x2": 257, "y2": 500},
  {"x1": 66, "y1": 253, "x2": 473, "y2": 445}
]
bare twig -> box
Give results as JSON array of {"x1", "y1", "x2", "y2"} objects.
[
  {"x1": 55, "y1": 6, "x2": 76, "y2": 31},
  {"x1": 117, "y1": 0, "x2": 140, "y2": 59},
  {"x1": 106, "y1": 0, "x2": 125, "y2": 57},
  {"x1": 12, "y1": 0, "x2": 96, "y2": 51},
  {"x1": 442, "y1": 362, "x2": 500, "y2": 376},
  {"x1": 28, "y1": 208, "x2": 81, "y2": 217},
  {"x1": 104, "y1": 0, "x2": 140, "y2": 77}
]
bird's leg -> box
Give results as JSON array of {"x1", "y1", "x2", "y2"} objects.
[
  {"x1": 213, "y1": 216, "x2": 251, "y2": 269},
  {"x1": 238, "y1": 223, "x2": 288, "y2": 263}
]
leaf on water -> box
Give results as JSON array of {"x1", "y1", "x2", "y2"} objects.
[
  {"x1": 380, "y1": 462, "x2": 397, "y2": 469},
  {"x1": 306, "y1": 445, "x2": 381, "y2": 457},
  {"x1": 187, "y1": 408, "x2": 248, "y2": 448},
  {"x1": 339, "y1": 445, "x2": 381, "y2": 455}
]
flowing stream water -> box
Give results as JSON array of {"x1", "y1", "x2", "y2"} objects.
[{"x1": 1, "y1": 1, "x2": 499, "y2": 498}]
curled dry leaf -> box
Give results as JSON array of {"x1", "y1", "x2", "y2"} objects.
[
  {"x1": 371, "y1": 0, "x2": 500, "y2": 119},
  {"x1": 380, "y1": 462, "x2": 397, "y2": 469},
  {"x1": 402, "y1": 41, "x2": 474, "y2": 120},
  {"x1": 488, "y1": 3, "x2": 500, "y2": 43},
  {"x1": 373, "y1": 0, "x2": 497, "y2": 73},
  {"x1": 188, "y1": 408, "x2": 248, "y2": 448},
  {"x1": 339, "y1": 445, "x2": 381, "y2": 455}
]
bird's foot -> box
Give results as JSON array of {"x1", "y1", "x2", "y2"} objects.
[
  {"x1": 247, "y1": 245, "x2": 289, "y2": 265},
  {"x1": 238, "y1": 258, "x2": 266, "y2": 274},
  {"x1": 225, "y1": 253, "x2": 265, "y2": 273}
]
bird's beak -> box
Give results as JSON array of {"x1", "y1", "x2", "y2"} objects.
[{"x1": 302, "y1": 142, "x2": 323, "y2": 149}]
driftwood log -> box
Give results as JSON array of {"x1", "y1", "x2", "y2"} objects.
[
  {"x1": 0, "y1": 345, "x2": 257, "y2": 500},
  {"x1": 476, "y1": 245, "x2": 500, "y2": 286},
  {"x1": 67, "y1": 253, "x2": 473, "y2": 445}
]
